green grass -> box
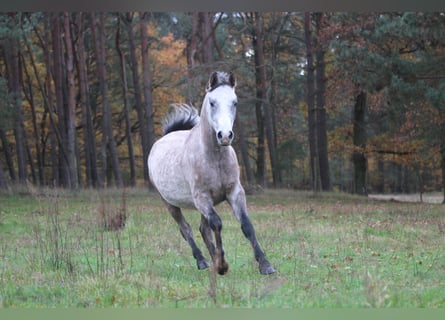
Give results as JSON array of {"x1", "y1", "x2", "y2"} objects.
[{"x1": 0, "y1": 188, "x2": 444, "y2": 307}]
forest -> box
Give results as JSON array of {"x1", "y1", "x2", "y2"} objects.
[{"x1": 0, "y1": 12, "x2": 444, "y2": 201}]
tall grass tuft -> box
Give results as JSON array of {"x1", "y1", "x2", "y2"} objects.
[
  {"x1": 29, "y1": 188, "x2": 75, "y2": 275},
  {"x1": 81, "y1": 188, "x2": 131, "y2": 279},
  {"x1": 97, "y1": 188, "x2": 127, "y2": 231}
]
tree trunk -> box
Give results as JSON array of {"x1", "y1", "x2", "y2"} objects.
[
  {"x1": 255, "y1": 101, "x2": 266, "y2": 186},
  {"x1": 251, "y1": 13, "x2": 266, "y2": 186},
  {"x1": 188, "y1": 12, "x2": 220, "y2": 75},
  {"x1": 75, "y1": 12, "x2": 99, "y2": 188},
  {"x1": 63, "y1": 12, "x2": 78, "y2": 189},
  {"x1": 0, "y1": 160, "x2": 8, "y2": 189},
  {"x1": 270, "y1": 14, "x2": 288, "y2": 187},
  {"x1": 140, "y1": 13, "x2": 156, "y2": 176},
  {"x1": 235, "y1": 117, "x2": 255, "y2": 186},
  {"x1": 187, "y1": 12, "x2": 200, "y2": 70},
  {"x1": 0, "y1": 129, "x2": 16, "y2": 181},
  {"x1": 3, "y1": 17, "x2": 27, "y2": 184},
  {"x1": 201, "y1": 12, "x2": 214, "y2": 72},
  {"x1": 125, "y1": 13, "x2": 150, "y2": 184},
  {"x1": 211, "y1": 13, "x2": 226, "y2": 60},
  {"x1": 24, "y1": 131, "x2": 36, "y2": 184},
  {"x1": 376, "y1": 158, "x2": 385, "y2": 193},
  {"x1": 51, "y1": 13, "x2": 71, "y2": 187},
  {"x1": 439, "y1": 141, "x2": 445, "y2": 204},
  {"x1": 314, "y1": 12, "x2": 331, "y2": 191},
  {"x1": 116, "y1": 15, "x2": 136, "y2": 186},
  {"x1": 91, "y1": 12, "x2": 123, "y2": 187},
  {"x1": 185, "y1": 12, "x2": 200, "y2": 104},
  {"x1": 352, "y1": 90, "x2": 367, "y2": 195},
  {"x1": 440, "y1": 145, "x2": 445, "y2": 204},
  {"x1": 253, "y1": 12, "x2": 280, "y2": 188},
  {"x1": 21, "y1": 41, "x2": 44, "y2": 185},
  {"x1": 304, "y1": 12, "x2": 319, "y2": 191},
  {"x1": 44, "y1": 14, "x2": 59, "y2": 186}
]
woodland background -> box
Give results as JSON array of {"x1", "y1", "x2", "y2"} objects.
[{"x1": 0, "y1": 12, "x2": 444, "y2": 201}]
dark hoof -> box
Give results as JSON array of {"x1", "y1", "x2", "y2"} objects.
[
  {"x1": 260, "y1": 262, "x2": 276, "y2": 275},
  {"x1": 216, "y1": 261, "x2": 229, "y2": 275},
  {"x1": 197, "y1": 259, "x2": 211, "y2": 270}
]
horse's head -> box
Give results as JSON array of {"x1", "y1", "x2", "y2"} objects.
[{"x1": 204, "y1": 71, "x2": 238, "y2": 146}]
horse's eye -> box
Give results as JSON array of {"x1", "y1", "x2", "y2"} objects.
[
  {"x1": 233, "y1": 101, "x2": 238, "y2": 108},
  {"x1": 210, "y1": 101, "x2": 215, "y2": 108}
]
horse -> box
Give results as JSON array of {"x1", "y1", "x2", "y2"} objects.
[{"x1": 147, "y1": 71, "x2": 275, "y2": 275}]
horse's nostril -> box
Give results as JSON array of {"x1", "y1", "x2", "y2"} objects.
[
  {"x1": 217, "y1": 131, "x2": 223, "y2": 139},
  {"x1": 228, "y1": 131, "x2": 234, "y2": 140}
]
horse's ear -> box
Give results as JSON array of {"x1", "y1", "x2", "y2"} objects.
[
  {"x1": 206, "y1": 72, "x2": 218, "y2": 92},
  {"x1": 206, "y1": 71, "x2": 236, "y2": 91},
  {"x1": 229, "y1": 72, "x2": 236, "y2": 88}
]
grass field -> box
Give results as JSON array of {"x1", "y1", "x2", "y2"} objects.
[{"x1": 0, "y1": 187, "x2": 444, "y2": 308}]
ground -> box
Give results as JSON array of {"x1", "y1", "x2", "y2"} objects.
[{"x1": 0, "y1": 188, "x2": 444, "y2": 307}]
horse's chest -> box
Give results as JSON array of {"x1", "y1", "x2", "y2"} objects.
[{"x1": 194, "y1": 159, "x2": 235, "y2": 200}]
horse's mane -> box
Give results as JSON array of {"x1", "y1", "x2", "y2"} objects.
[{"x1": 162, "y1": 103, "x2": 200, "y2": 136}]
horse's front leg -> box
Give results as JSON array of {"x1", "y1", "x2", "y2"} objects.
[
  {"x1": 207, "y1": 207, "x2": 229, "y2": 275},
  {"x1": 227, "y1": 185, "x2": 275, "y2": 275},
  {"x1": 199, "y1": 215, "x2": 216, "y2": 260},
  {"x1": 194, "y1": 195, "x2": 229, "y2": 275}
]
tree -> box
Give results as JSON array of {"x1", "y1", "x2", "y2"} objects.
[
  {"x1": 75, "y1": 12, "x2": 100, "y2": 188},
  {"x1": 1, "y1": 11, "x2": 444, "y2": 196},
  {"x1": 140, "y1": 12, "x2": 156, "y2": 177},
  {"x1": 116, "y1": 14, "x2": 136, "y2": 186},
  {"x1": 51, "y1": 13, "x2": 74, "y2": 187},
  {"x1": 186, "y1": 12, "x2": 223, "y2": 74},
  {"x1": 314, "y1": 13, "x2": 331, "y2": 191},
  {"x1": 90, "y1": 12, "x2": 123, "y2": 187},
  {"x1": 304, "y1": 12, "x2": 331, "y2": 191},
  {"x1": 63, "y1": 12, "x2": 79, "y2": 189},
  {"x1": 304, "y1": 12, "x2": 318, "y2": 191},
  {"x1": 250, "y1": 12, "x2": 267, "y2": 186},
  {"x1": 328, "y1": 12, "x2": 445, "y2": 199},
  {"x1": 0, "y1": 75, "x2": 15, "y2": 186},
  {"x1": 252, "y1": 12, "x2": 280, "y2": 187},
  {"x1": 1, "y1": 13, "x2": 27, "y2": 184},
  {"x1": 352, "y1": 90, "x2": 367, "y2": 195},
  {"x1": 21, "y1": 44, "x2": 43, "y2": 185},
  {"x1": 0, "y1": 159, "x2": 7, "y2": 188},
  {"x1": 124, "y1": 12, "x2": 150, "y2": 184},
  {"x1": 41, "y1": 13, "x2": 60, "y2": 186}
]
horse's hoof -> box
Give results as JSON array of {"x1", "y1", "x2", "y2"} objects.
[
  {"x1": 260, "y1": 264, "x2": 276, "y2": 275},
  {"x1": 216, "y1": 261, "x2": 229, "y2": 275},
  {"x1": 197, "y1": 259, "x2": 210, "y2": 270}
]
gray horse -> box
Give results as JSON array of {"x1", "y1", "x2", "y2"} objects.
[{"x1": 148, "y1": 71, "x2": 275, "y2": 275}]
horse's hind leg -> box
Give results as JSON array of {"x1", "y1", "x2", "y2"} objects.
[{"x1": 165, "y1": 203, "x2": 210, "y2": 270}]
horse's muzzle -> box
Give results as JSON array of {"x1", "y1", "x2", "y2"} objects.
[{"x1": 217, "y1": 130, "x2": 234, "y2": 146}]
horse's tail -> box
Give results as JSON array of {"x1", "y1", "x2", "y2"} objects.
[{"x1": 162, "y1": 103, "x2": 200, "y2": 136}]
